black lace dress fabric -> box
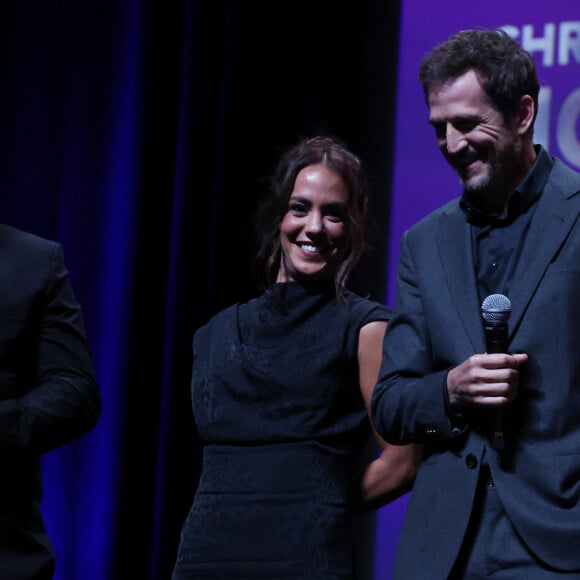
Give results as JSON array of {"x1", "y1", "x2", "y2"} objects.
[{"x1": 172, "y1": 281, "x2": 391, "y2": 579}]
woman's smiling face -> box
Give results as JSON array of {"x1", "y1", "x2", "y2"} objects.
[{"x1": 277, "y1": 163, "x2": 350, "y2": 284}]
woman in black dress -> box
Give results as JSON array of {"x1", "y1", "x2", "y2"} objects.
[{"x1": 172, "y1": 136, "x2": 421, "y2": 579}]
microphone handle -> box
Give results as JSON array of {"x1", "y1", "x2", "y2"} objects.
[
  {"x1": 485, "y1": 322, "x2": 508, "y2": 451},
  {"x1": 491, "y1": 409, "x2": 505, "y2": 451},
  {"x1": 484, "y1": 323, "x2": 508, "y2": 354}
]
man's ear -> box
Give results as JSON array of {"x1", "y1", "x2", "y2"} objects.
[{"x1": 516, "y1": 94, "x2": 535, "y2": 135}]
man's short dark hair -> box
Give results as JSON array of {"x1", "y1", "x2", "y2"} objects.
[{"x1": 419, "y1": 28, "x2": 540, "y2": 123}]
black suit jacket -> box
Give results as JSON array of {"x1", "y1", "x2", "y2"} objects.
[
  {"x1": 372, "y1": 157, "x2": 580, "y2": 577},
  {"x1": 0, "y1": 224, "x2": 100, "y2": 579}
]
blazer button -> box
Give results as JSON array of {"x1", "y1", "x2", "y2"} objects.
[{"x1": 465, "y1": 454, "x2": 478, "y2": 469}]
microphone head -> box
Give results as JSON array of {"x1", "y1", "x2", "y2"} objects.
[{"x1": 481, "y1": 293, "x2": 512, "y2": 324}]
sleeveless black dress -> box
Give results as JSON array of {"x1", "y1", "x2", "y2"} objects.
[{"x1": 172, "y1": 281, "x2": 391, "y2": 579}]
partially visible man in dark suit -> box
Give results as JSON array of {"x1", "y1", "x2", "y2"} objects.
[
  {"x1": 372, "y1": 28, "x2": 580, "y2": 578},
  {"x1": 0, "y1": 224, "x2": 101, "y2": 579}
]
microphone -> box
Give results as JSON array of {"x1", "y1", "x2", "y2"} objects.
[{"x1": 481, "y1": 293, "x2": 512, "y2": 451}]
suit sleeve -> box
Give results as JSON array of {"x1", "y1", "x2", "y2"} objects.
[
  {"x1": 371, "y1": 230, "x2": 464, "y2": 445},
  {"x1": 0, "y1": 242, "x2": 101, "y2": 455}
]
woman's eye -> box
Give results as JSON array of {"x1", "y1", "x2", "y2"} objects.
[
  {"x1": 289, "y1": 203, "x2": 307, "y2": 214},
  {"x1": 324, "y1": 207, "x2": 347, "y2": 222}
]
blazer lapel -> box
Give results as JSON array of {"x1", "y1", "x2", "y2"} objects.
[
  {"x1": 508, "y1": 176, "x2": 579, "y2": 336},
  {"x1": 437, "y1": 207, "x2": 484, "y2": 352}
]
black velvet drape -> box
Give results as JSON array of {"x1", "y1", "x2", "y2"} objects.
[{"x1": 0, "y1": 2, "x2": 400, "y2": 578}]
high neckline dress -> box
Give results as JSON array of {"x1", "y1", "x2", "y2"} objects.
[{"x1": 172, "y1": 281, "x2": 391, "y2": 579}]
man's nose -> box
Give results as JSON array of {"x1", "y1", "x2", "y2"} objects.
[{"x1": 445, "y1": 125, "x2": 468, "y2": 154}]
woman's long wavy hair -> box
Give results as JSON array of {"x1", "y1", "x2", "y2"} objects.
[{"x1": 252, "y1": 135, "x2": 369, "y2": 298}]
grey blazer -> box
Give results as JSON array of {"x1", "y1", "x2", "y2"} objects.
[{"x1": 372, "y1": 157, "x2": 580, "y2": 577}]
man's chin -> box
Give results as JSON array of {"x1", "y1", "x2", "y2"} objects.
[{"x1": 460, "y1": 172, "x2": 491, "y2": 194}]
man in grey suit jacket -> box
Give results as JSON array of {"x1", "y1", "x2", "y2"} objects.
[
  {"x1": 372, "y1": 29, "x2": 580, "y2": 578},
  {"x1": 0, "y1": 224, "x2": 101, "y2": 579}
]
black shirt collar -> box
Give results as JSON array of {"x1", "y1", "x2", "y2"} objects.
[{"x1": 460, "y1": 145, "x2": 553, "y2": 226}]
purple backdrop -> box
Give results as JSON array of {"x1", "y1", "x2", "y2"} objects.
[{"x1": 375, "y1": 3, "x2": 580, "y2": 579}]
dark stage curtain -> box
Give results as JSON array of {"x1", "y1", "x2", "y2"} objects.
[{"x1": 0, "y1": 2, "x2": 400, "y2": 578}]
